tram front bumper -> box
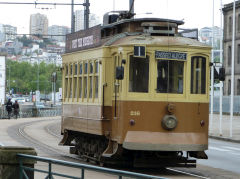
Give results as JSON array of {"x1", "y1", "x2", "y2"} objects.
[{"x1": 123, "y1": 131, "x2": 208, "y2": 151}]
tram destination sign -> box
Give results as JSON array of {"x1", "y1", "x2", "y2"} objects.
[
  {"x1": 65, "y1": 25, "x2": 102, "y2": 53},
  {"x1": 155, "y1": 51, "x2": 187, "y2": 60}
]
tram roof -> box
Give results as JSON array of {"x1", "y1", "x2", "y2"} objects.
[
  {"x1": 102, "y1": 18, "x2": 184, "y2": 29},
  {"x1": 107, "y1": 35, "x2": 211, "y2": 48}
]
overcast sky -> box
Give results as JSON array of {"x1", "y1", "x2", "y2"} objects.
[{"x1": 0, "y1": 0, "x2": 235, "y2": 34}]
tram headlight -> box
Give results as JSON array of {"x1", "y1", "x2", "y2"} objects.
[{"x1": 161, "y1": 115, "x2": 177, "y2": 130}]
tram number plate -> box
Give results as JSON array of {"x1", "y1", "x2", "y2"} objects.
[
  {"x1": 130, "y1": 111, "x2": 140, "y2": 116},
  {"x1": 155, "y1": 51, "x2": 187, "y2": 60}
]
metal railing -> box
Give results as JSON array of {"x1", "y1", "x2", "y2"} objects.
[
  {"x1": 0, "y1": 106, "x2": 62, "y2": 119},
  {"x1": 17, "y1": 154, "x2": 167, "y2": 179}
]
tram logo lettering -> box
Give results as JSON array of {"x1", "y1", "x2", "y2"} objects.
[{"x1": 72, "y1": 35, "x2": 94, "y2": 49}]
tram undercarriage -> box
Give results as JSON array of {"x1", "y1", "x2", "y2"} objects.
[{"x1": 60, "y1": 130, "x2": 199, "y2": 168}]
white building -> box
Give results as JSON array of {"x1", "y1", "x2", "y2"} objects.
[
  {"x1": 0, "y1": 56, "x2": 5, "y2": 104},
  {"x1": 42, "y1": 52, "x2": 62, "y2": 66},
  {"x1": 74, "y1": 10, "x2": 100, "y2": 31},
  {"x1": 74, "y1": 10, "x2": 84, "y2": 31},
  {"x1": 0, "y1": 24, "x2": 17, "y2": 42},
  {"x1": 31, "y1": 44, "x2": 40, "y2": 54},
  {"x1": 199, "y1": 26, "x2": 222, "y2": 49},
  {"x1": 0, "y1": 24, "x2": 4, "y2": 42},
  {"x1": 30, "y1": 13, "x2": 48, "y2": 37}
]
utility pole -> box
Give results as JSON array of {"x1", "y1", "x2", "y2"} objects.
[
  {"x1": 210, "y1": 0, "x2": 214, "y2": 130},
  {"x1": 129, "y1": 0, "x2": 134, "y2": 15},
  {"x1": 84, "y1": 0, "x2": 90, "y2": 29},
  {"x1": 219, "y1": 0, "x2": 223, "y2": 136},
  {"x1": 52, "y1": 72, "x2": 57, "y2": 106},
  {"x1": 71, "y1": 0, "x2": 75, "y2": 33},
  {"x1": 230, "y1": 0, "x2": 236, "y2": 138},
  {"x1": 37, "y1": 59, "x2": 39, "y2": 91}
]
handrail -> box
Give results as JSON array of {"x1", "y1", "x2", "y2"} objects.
[{"x1": 17, "y1": 153, "x2": 168, "y2": 179}]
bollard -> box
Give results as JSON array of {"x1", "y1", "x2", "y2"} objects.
[{"x1": 0, "y1": 146, "x2": 37, "y2": 179}]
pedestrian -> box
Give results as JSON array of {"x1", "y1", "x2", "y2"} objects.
[
  {"x1": 5, "y1": 98, "x2": 13, "y2": 119},
  {"x1": 12, "y1": 100, "x2": 20, "y2": 119}
]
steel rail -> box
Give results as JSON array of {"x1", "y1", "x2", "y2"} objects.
[
  {"x1": 44, "y1": 121, "x2": 62, "y2": 138},
  {"x1": 166, "y1": 168, "x2": 210, "y2": 179},
  {"x1": 17, "y1": 119, "x2": 72, "y2": 157}
]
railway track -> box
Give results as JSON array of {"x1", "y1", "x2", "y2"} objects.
[{"x1": 7, "y1": 118, "x2": 209, "y2": 179}]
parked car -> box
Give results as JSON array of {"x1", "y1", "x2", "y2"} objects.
[
  {"x1": 35, "y1": 102, "x2": 45, "y2": 108},
  {"x1": 11, "y1": 98, "x2": 25, "y2": 103}
]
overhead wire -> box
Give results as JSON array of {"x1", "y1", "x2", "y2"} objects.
[{"x1": 0, "y1": 2, "x2": 85, "y2": 6}]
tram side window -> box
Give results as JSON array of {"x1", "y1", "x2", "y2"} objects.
[
  {"x1": 156, "y1": 60, "x2": 184, "y2": 94},
  {"x1": 94, "y1": 61, "x2": 99, "y2": 98},
  {"x1": 74, "y1": 63, "x2": 78, "y2": 98},
  {"x1": 89, "y1": 76, "x2": 93, "y2": 98},
  {"x1": 79, "y1": 63, "x2": 83, "y2": 99},
  {"x1": 64, "y1": 64, "x2": 68, "y2": 99},
  {"x1": 191, "y1": 56, "x2": 206, "y2": 94},
  {"x1": 74, "y1": 77, "x2": 77, "y2": 98},
  {"x1": 64, "y1": 79, "x2": 68, "y2": 98},
  {"x1": 69, "y1": 79, "x2": 72, "y2": 98},
  {"x1": 79, "y1": 77, "x2": 82, "y2": 98},
  {"x1": 129, "y1": 55, "x2": 149, "y2": 93}
]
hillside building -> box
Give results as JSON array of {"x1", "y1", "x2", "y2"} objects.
[{"x1": 30, "y1": 13, "x2": 48, "y2": 37}]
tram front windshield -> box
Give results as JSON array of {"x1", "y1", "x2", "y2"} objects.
[{"x1": 157, "y1": 60, "x2": 184, "y2": 94}]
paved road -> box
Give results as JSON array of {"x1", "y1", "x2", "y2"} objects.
[
  {"x1": 1, "y1": 117, "x2": 240, "y2": 178},
  {"x1": 198, "y1": 138, "x2": 240, "y2": 174}
]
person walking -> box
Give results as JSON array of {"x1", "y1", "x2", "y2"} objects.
[
  {"x1": 5, "y1": 98, "x2": 13, "y2": 119},
  {"x1": 12, "y1": 100, "x2": 20, "y2": 119}
]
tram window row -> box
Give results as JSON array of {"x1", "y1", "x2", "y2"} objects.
[{"x1": 63, "y1": 60, "x2": 99, "y2": 103}]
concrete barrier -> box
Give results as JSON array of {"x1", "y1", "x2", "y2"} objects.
[{"x1": 0, "y1": 146, "x2": 37, "y2": 179}]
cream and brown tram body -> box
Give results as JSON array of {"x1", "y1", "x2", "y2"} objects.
[{"x1": 60, "y1": 16, "x2": 211, "y2": 167}]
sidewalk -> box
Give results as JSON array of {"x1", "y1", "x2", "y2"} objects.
[{"x1": 209, "y1": 114, "x2": 240, "y2": 142}]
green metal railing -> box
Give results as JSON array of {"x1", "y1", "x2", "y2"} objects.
[{"x1": 17, "y1": 154, "x2": 168, "y2": 179}]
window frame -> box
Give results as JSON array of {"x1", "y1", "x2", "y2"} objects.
[
  {"x1": 128, "y1": 54, "x2": 150, "y2": 93},
  {"x1": 73, "y1": 62, "x2": 78, "y2": 100},
  {"x1": 188, "y1": 54, "x2": 210, "y2": 102},
  {"x1": 190, "y1": 56, "x2": 207, "y2": 94},
  {"x1": 78, "y1": 62, "x2": 83, "y2": 102},
  {"x1": 63, "y1": 63, "x2": 69, "y2": 101},
  {"x1": 156, "y1": 59, "x2": 185, "y2": 94},
  {"x1": 125, "y1": 52, "x2": 154, "y2": 101}
]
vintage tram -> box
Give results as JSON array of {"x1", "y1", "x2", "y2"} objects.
[{"x1": 60, "y1": 11, "x2": 219, "y2": 167}]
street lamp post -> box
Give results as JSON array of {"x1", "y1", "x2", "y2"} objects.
[
  {"x1": 37, "y1": 60, "x2": 39, "y2": 91},
  {"x1": 230, "y1": 0, "x2": 236, "y2": 138},
  {"x1": 51, "y1": 72, "x2": 57, "y2": 106},
  {"x1": 8, "y1": 66, "x2": 10, "y2": 94}
]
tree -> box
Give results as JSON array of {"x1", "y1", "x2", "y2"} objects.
[
  {"x1": 17, "y1": 35, "x2": 33, "y2": 47},
  {"x1": 6, "y1": 60, "x2": 62, "y2": 94}
]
